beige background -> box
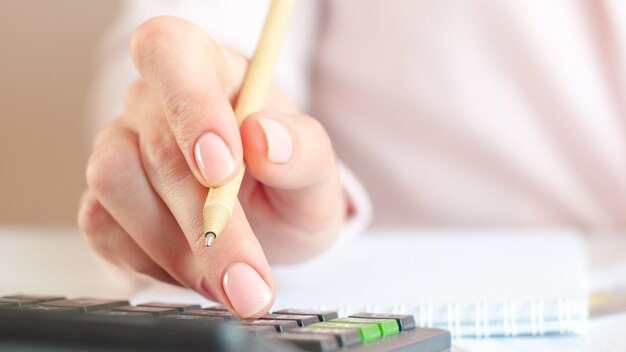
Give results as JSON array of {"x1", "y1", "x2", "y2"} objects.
[{"x1": 0, "y1": 0, "x2": 121, "y2": 224}]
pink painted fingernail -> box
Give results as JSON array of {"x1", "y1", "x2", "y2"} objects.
[
  {"x1": 222, "y1": 262, "x2": 272, "y2": 318},
  {"x1": 194, "y1": 132, "x2": 235, "y2": 185},
  {"x1": 258, "y1": 118, "x2": 293, "y2": 164}
]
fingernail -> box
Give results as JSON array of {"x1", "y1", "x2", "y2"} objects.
[
  {"x1": 222, "y1": 262, "x2": 272, "y2": 318},
  {"x1": 258, "y1": 118, "x2": 293, "y2": 164},
  {"x1": 194, "y1": 132, "x2": 235, "y2": 185}
]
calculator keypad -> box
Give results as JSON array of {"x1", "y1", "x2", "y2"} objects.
[
  {"x1": 0, "y1": 295, "x2": 451, "y2": 351},
  {"x1": 260, "y1": 313, "x2": 320, "y2": 327},
  {"x1": 239, "y1": 319, "x2": 299, "y2": 332},
  {"x1": 350, "y1": 313, "x2": 417, "y2": 332},
  {"x1": 288, "y1": 327, "x2": 362, "y2": 347},
  {"x1": 273, "y1": 308, "x2": 339, "y2": 322},
  {"x1": 182, "y1": 309, "x2": 234, "y2": 319},
  {"x1": 112, "y1": 305, "x2": 178, "y2": 316},
  {"x1": 138, "y1": 302, "x2": 200, "y2": 311},
  {"x1": 40, "y1": 298, "x2": 127, "y2": 312},
  {"x1": 1, "y1": 295, "x2": 65, "y2": 305}
]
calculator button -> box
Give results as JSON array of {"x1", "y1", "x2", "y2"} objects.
[
  {"x1": 0, "y1": 300, "x2": 20, "y2": 307},
  {"x1": 272, "y1": 309, "x2": 338, "y2": 322},
  {"x1": 40, "y1": 299, "x2": 127, "y2": 312},
  {"x1": 261, "y1": 313, "x2": 319, "y2": 326},
  {"x1": 158, "y1": 314, "x2": 223, "y2": 324},
  {"x1": 237, "y1": 319, "x2": 299, "y2": 332},
  {"x1": 350, "y1": 313, "x2": 416, "y2": 331},
  {"x1": 309, "y1": 322, "x2": 381, "y2": 343},
  {"x1": 330, "y1": 317, "x2": 400, "y2": 337},
  {"x1": 289, "y1": 327, "x2": 361, "y2": 347},
  {"x1": 112, "y1": 305, "x2": 177, "y2": 316},
  {"x1": 14, "y1": 305, "x2": 82, "y2": 314},
  {"x1": 1, "y1": 295, "x2": 65, "y2": 306},
  {"x1": 265, "y1": 332, "x2": 339, "y2": 351},
  {"x1": 159, "y1": 314, "x2": 221, "y2": 321},
  {"x1": 182, "y1": 309, "x2": 233, "y2": 319},
  {"x1": 88, "y1": 310, "x2": 151, "y2": 318},
  {"x1": 138, "y1": 302, "x2": 200, "y2": 311},
  {"x1": 235, "y1": 325, "x2": 276, "y2": 336},
  {"x1": 204, "y1": 304, "x2": 228, "y2": 311}
]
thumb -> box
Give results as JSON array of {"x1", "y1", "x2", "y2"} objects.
[{"x1": 239, "y1": 110, "x2": 345, "y2": 260}]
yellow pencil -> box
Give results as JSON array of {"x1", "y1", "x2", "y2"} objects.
[{"x1": 202, "y1": 0, "x2": 295, "y2": 246}]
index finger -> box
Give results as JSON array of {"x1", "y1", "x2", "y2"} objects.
[{"x1": 130, "y1": 16, "x2": 242, "y2": 187}]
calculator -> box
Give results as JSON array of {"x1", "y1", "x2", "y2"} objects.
[{"x1": 0, "y1": 294, "x2": 451, "y2": 352}]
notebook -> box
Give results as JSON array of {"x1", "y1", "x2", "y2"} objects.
[{"x1": 132, "y1": 229, "x2": 589, "y2": 338}]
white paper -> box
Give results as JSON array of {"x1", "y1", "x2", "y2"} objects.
[{"x1": 132, "y1": 229, "x2": 589, "y2": 337}]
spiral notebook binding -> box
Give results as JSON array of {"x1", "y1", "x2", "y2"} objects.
[{"x1": 305, "y1": 297, "x2": 587, "y2": 338}]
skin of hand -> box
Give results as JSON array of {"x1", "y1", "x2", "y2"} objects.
[{"x1": 77, "y1": 16, "x2": 346, "y2": 319}]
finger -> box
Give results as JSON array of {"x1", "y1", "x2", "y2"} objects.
[
  {"x1": 130, "y1": 16, "x2": 244, "y2": 187},
  {"x1": 133, "y1": 92, "x2": 275, "y2": 319},
  {"x1": 86, "y1": 118, "x2": 217, "y2": 301},
  {"x1": 240, "y1": 111, "x2": 346, "y2": 260},
  {"x1": 78, "y1": 191, "x2": 178, "y2": 285}
]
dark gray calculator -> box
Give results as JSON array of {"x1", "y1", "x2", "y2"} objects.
[{"x1": 0, "y1": 294, "x2": 451, "y2": 352}]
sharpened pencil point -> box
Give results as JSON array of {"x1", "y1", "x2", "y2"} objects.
[{"x1": 205, "y1": 232, "x2": 216, "y2": 247}]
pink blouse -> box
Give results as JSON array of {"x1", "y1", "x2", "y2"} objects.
[{"x1": 89, "y1": 0, "x2": 626, "y2": 234}]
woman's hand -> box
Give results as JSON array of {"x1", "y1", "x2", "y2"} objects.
[{"x1": 78, "y1": 16, "x2": 346, "y2": 318}]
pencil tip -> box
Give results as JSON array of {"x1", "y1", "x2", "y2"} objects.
[{"x1": 204, "y1": 232, "x2": 216, "y2": 247}]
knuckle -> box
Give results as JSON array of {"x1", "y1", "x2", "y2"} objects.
[
  {"x1": 77, "y1": 192, "x2": 99, "y2": 235},
  {"x1": 131, "y1": 16, "x2": 183, "y2": 65},
  {"x1": 123, "y1": 79, "x2": 148, "y2": 110},
  {"x1": 131, "y1": 16, "x2": 207, "y2": 71},
  {"x1": 86, "y1": 143, "x2": 136, "y2": 199},
  {"x1": 162, "y1": 89, "x2": 211, "y2": 147},
  {"x1": 77, "y1": 193, "x2": 107, "y2": 243},
  {"x1": 129, "y1": 258, "x2": 158, "y2": 277},
  {"x1": 92, "y1": 118, "x2": 124, "y2": 148},
  {"x1": 143, "y1": 128, "x2": 189, "y2": 181},
  {"x1": 163, "y1": 88, "x2": 199, "y2": 131}
]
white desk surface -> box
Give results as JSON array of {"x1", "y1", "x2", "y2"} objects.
[{"x1": 2, "y1": 226, "x2": 626, "y2": 352}]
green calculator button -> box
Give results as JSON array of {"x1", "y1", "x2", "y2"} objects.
[
  {"x1": 329, "y1": 317, "x2": 400, "y2": 337},
  {"x1": 308, "y1": 322, "x2": 381, "y2": 343}
]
